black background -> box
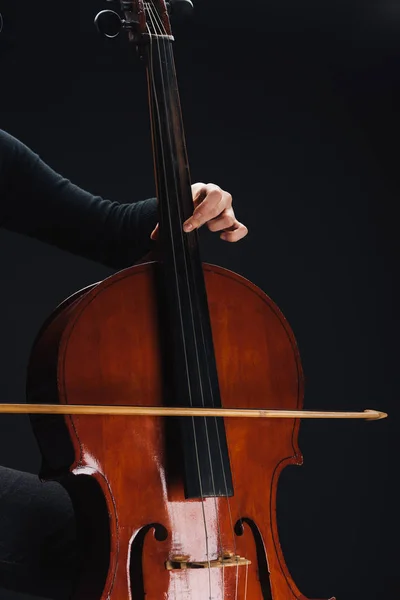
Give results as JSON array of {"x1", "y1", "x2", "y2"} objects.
[{"x1": 0, "y1": 1, "x2": 398, "y2": 599}]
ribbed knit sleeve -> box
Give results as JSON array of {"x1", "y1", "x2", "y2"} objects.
[{"x1": 0, "y1": 129, "x2": 158, "y2": 268}]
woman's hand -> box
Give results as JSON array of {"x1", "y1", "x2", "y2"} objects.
[{"x1": 151, "y1": 183, "x2": 248, "y2": 242}]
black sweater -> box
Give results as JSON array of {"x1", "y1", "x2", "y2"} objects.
[{"x1": 0, "y1": 129, "x2": 159, "y2": 268}]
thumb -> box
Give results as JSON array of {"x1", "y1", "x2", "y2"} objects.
[{"x1": 150, "y1": 223, "x2": 159, "y2": 240}]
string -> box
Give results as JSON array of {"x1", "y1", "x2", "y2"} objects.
[
  {"x1": 147, "y1": 0, "x2": 225, "y2": 522},
  {"x1": 244, "y1": 563, "x2": 249, "y2": 600},
  {"x1": 146, "y1": 8, "x2": 223, "y2": 598},
  {"x1": 161, "y1": 38, "x2": 232, "y2": 594},
  {"x1": 145, "y1": 6, "x2": 252, "y2": 599},
  {"x1": 152, "y1": 12, "x2": 250, "y2": 600},
  {"x1": 144, "y1": 5, "x2": 214, "y2": 597},
  {"x1": 146, "y1": 6, "x2": 250, "y2": 599},
  {"x1": 146, "y1": 3, "x2": 219, "y2": 571},
  {"x1": 146, "y1": 0, "x2": 227, "y2": 580}
]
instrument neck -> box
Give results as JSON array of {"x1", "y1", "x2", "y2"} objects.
[
  {"x1": 144, "y1": 34, "x2": 234, "y2": 498},
  {"x1": 146, "y1": 36, "x2": 195, "y2": 258}
]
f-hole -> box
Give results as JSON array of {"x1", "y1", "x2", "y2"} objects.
[
  {"x1": 235, "y1": 518, "x2": 273, "y2": 600},
  {"x1": 129, "y1": 523, "x2": 168, "y2": 598}
]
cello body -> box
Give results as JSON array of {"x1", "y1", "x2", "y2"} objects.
[
  {"x1": 26, "y1": 1, "x2": 335, "y2": 598},
  {"x1": 27, "y1": 262, "x2": 331, "y2": 599}
]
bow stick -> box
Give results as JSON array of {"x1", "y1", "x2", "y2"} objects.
[{"x1": 0, "y1": 404, "x2": 387, "y2": 420}]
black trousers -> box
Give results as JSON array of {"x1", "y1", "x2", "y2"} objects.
[{"x1": 0, "y1": 466, "x2": 78, "y2": 600}]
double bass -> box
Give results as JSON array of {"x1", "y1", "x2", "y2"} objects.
[{"x1": 0, "y1": 1, "x2": 386, "y2": 598}]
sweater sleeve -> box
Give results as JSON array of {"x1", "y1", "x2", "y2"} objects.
[{"x1": 0, "y1": 129, "x2": 159, "y2": 269}]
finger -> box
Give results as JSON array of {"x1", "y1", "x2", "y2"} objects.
[
  {"x1": 206, "y1": 210, "x2": 236, "y2": 233},
  {"x1": 184, "y1": 190, "x2": 229, "y2": 231},
  {"x1": 191, "y1": 183, "x2": 222, "y2": 207},
  {"x1": 184, "y1": 189, "x2": 224, "y2": 231},
  {"x1": 220, "y1": 222, "x2": 248, "y2": 242},
  {"x1": 191, "y1": 182, "x2": 207, "y2": 204}
]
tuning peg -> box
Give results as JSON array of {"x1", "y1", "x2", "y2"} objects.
[
  {"x1": 167, "y1": 0, "x2": 194, "y2": 17},
  {"x1": 94, "y1": 9, "x2": 123, "y2": 38}
]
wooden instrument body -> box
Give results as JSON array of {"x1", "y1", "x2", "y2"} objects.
[{"x1": 27, "y1": 261, "x2": 331, "y2": 600}]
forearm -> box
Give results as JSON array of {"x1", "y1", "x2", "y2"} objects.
[{"x1": 0, "y1": 129, "x2": 158, "y2": 268}]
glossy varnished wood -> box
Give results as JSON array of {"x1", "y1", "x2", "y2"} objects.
[{"x1": 28, "y1": 262, "x2": 334, "y2": 600}]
